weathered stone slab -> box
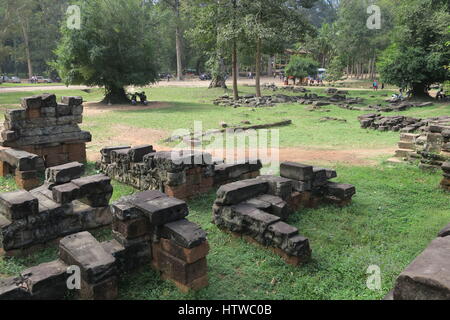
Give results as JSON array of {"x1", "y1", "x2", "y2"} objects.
[
  {"x1": 128, "y1": 145, "x2": 154, "y2": 162},
  {"x1": 280, "y1": 162, "x2": 313, "y2": 181},
  {"x1": 0, "y1": 277, "x2": 30, "y2": 300},
  {"x1": 0, "y1": 190, "x2": 38, "y2": 220},
  {"x1": 71, "y1": 174, "x2": 111, "y2": 195},
  {"x1": 215, "y1": 179, "x2": 268, "y2": 205},
  {"x1": 265, "y1": 221, "x2": 299, "y2": 247},
  {"x1": 0, "y1": 148, "x2": 43, "y2": 171},
  {"x1": 135, "y1": 197, "x2": 188, "y2": 226},
  {"x1": 161, "y1": 219, "x2": 206, "y2": 249},
  {"x1": 21, "y1": 260, "x2": 68, "y2": 299},
  {"x1": 393, "y1": 237, "x2": 450, "y2": 300},
  {"x1": 326, "y1": 182, "x2": 356, "y2": 199},
  {"x1": 52, "y1": 182, "x2": 80, "y2": 204},
  {"x1": 256, "y1": 175, "x2": 293, "y2": 200},
  {"x1": 21, "y1": 95, "x2": 42, "y2": 109},
  {"x1": 45, "y1": 161, "x2": 84, "y2": 184},
  {"x1": 59, "y1": 231, "x2": 116, "y2": 284}
]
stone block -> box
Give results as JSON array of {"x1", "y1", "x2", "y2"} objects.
[
  {"x1": 45, "y1": 161, "x2": 84, "y2": 184},
  {"x1": 61, "y1": 96, "x2": 83, "y2": 106},
  {"x1": 128, "y1": 145, "x2": 154, "y2": 162},
  {"x1": 21, "y1": 95, "x2": 42, "y2": 109},
  {"x1": 280, "y1": 162, "x2": 313, "y2": 181},
  {"x1": 159, "y1": 238, "x2": 209, "y2": 264},
  {"x1": 112, "y1": 216, "x2": 149, "y2": 239},
  {"x1": 52, "y1": 183, "x2": 80, "y2": 204},
  {"x1": 438, "y1": 223, "x2": 450, "y2": 238},
  {"x1": 59, "y1": 231, "x2": 116, "y2": 284},
  {"x1": 79, "y1": 276, "x2": 118, "y2": 300},
  {"x1": 326, "y1": 182, "x2": 356, "y2": 199},
  {"x1": 0, "y1": 277, "x2": 30, "y2": 300},
  {"x1": 161, "y1": 219, "x2": 207, "y2": 249},
  {"x1": 215, "y1": 179, "x2": 269, "y2": 205},
  {"x1": 256, "y1": 175, "x2": 293, "y2": 200},
  {"x1": 0, "y1": 148, "x2": 43, "y2": 171},
  {"x1": 135, "y1": 197, "x2": 188, "y2": 226},
  {"x1": 393, "y1": 237, "x2": 450, "y2": 300},
  {"x1": 21, "y1": 260, "x2": 68, "y2": 299},
  {"x1": 0, "y1": 190, "x2": 38, "y2": 220}
]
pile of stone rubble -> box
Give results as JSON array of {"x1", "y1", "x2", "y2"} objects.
[
  {"x1": 97, "y1": 146, "x2": 262, "y2": 200},
  {"x1": 358, "y1": 114, "x2": 450, "y2": 133},
  {"x1": 212, "y1": 162, "x2": 356, "y2": 266},
  {"x1": 0, "y1": 189, "x2": 210, "y2": 299}
]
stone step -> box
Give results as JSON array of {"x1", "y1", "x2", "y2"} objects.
[{"x1": 395, "y1": 149, "x2": 414, "y2": 158}]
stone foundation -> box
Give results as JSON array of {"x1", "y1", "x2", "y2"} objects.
[
  {"x1": 97, "y1": 146, "x2": 262, "y2": 200},
  {"x1": 212, "y1": 162, "x2": 356, "y2": 266},
  {"x1": 358, "y1": 114, "x2": 449, "y2": 133},
  {"x1": 0, "y1": 162, "x2": 113, "y2": 255},
  {"x1": 0, "y1": 94, "x2": 91, "y2": 168}
]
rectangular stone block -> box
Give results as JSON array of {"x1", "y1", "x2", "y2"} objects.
[
  {"x1": 100, "y1": 146, "x2": 131, "y2": 163},
  {"x1": 112, "y1": 216, "x2": 149, "y2": 239},
  {"x1": 394, "y1": 237, "x2": 450, "y2": 300},
  {"x1": 0, "y1": 277, "x2": 30, "y2": 300},
  {"x1": 66, "y1": 143, "x2": 87, "y2": 163},
  {"x1": 438, "y1": 223, "x2": 450, "y2": 238},
  {"x1": 128, "y1": 145, "x2": 154, "y2": 162},
  {"x1": 215, "y1": 179, "x2": 269, "y2": 205},
  {"x1": 45, "y1": 161, "x2": 84, "y2": 184},
  {"x1": 159, "y1": 238, "x2": 209, "y2": 264},
  {"x1": 265, "y1": 221, "x2": 299, "y2": 247},
  {"x1": 59, "y1": 231, "x2": 116, "y2": 284},
  {"x1": 52, "y1": 183, "x2": 80, "y2": 204},
  {"x1": 256, "y1": 175, "x2": 293, "y2": 200},
  {"x1": 326, "y1": 182, "x2": 356, "y2": 199},
  {"x1": 161, "y1": 219, "x2": 207, "y2": 249},
  {"x1": 0, "y1": 148, "x2": 43, "y2": 171},
  {"x1": 135, "y1": 197, "x2": 188, "y2": 226},
  {"x1": 21, "y1": 260, "x2": 68, "y2": 299},
  {"x1": 152, "y1": 244, "x2": 207, "y2": 285},
  {"x1": 0, "y1": 190, "x2": 39, "y2": 220},
  {"x1": 71, "y1": 174, "x2": 111, "y2": 195},
  {"x1": 280, "y1": 162, "x2": 313, "y2": 181},
  {"x1": 21, "y1": 95, "x2": 42, "y2": 109}
]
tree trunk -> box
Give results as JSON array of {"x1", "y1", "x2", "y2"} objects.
[
  {"x1": 411, "y1": 83, "x2": 430, "y2": 99},
  {"x1": 209, "y1": 56, "x2": 227, "y2": 89},
  {"x1": 175, "y1": 0, "x2": 183, "y2": 81},
  {"x1": 102, "y1": 86, "x2": 130, "y2": 104},
  {"x1": 268, "y1": 56, "x2": 274, "y2": 78},
  {"x1": 20, "y1": 20, "x2": 33, "y2": 79},
  {"x1": 232, "y1": 41, "x2": 239, "y2": 100},
  {"x1": 255, "y1": 37, "x2": 262, "y2": 97}
]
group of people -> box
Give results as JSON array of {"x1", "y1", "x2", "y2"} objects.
[
  {"x1": 129, "y1": 91, "x2": 148, "y2": 105},
  {"x1": 372, "y1": 80, "x2": 385, "y2": 91},
  {"x1": 30, "y1": 76, "x2": 39, "y2": 83}
]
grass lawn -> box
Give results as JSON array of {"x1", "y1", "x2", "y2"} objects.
[{"x1": 0, "y1": 86, "x2": 449, "y2": 300}]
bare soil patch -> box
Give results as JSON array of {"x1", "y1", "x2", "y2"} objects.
[{"x1": 84, "y1": 101, "x2": 171, "y2": 116}]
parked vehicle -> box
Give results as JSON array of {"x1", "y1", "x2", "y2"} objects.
[
  {"x1": 9, "y1": 77, "x2": 21, "y2": 83},
  {"x1": 199, "y1": 73, "x2": 212, "y2": 81},
  {"x1": 35, "y1": 76, "x2": 52, "y2": 83}
]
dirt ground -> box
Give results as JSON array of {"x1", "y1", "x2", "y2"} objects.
[{"x1": 83, "y1": 101, "x2": 171, "y2": 116}]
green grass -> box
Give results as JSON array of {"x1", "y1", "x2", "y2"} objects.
[
  {"x1": 0, "y1": 83, "x2": 65, "y2": 88},
  {"x1": 0, "y1": 163, "x2": 448, "y2": 299},
  {"x1": 0, "y1": 86, "x2": 449, "y2": 300}
]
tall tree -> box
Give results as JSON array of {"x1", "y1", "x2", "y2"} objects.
[
  {"x1": 241, "y1": 0, "x2": 317, "y2": 97},
  {"x1": 378, "y1": 0, "x2": 450, "y2": 97},
  {"x1": 161, "y1": 0, "x2": 184, "y2": 81},
  {"x1": 53, "y1": 0, "x2": 159, "y2": 103}
]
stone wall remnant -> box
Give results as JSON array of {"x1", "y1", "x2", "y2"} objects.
[
  {"x1": 0, "y1": 94, "x2": 91, "y2": 167},
  {"x1": 98, "y1": 147, "x2": 262, "y2": 200},
  {"x1": 0, "y1": 162, "x2": 113, "y2": 255}
]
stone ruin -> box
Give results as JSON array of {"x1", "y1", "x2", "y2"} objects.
[
  {"x1": 0, "y1": 148, "x2": 44, "y2": 190},
  {"x1": 97, "y1": 146, "x2": 262, "y2": 200},
  {"x1": 0, "y1": 189, "x2": 209, "y2": 299},
  {"x1": 441, "y1": 161, "x2": 450, "y2": 191},
  {"x1": 390, "y1": 121, "x2": 450, "y2": 171},
  {"x1": 212, "y1": 162, "x2": 356, "y2": 266},
  {"x1": 386, "y1": 223, "x2": 450, "y2": 300},
  {"x1": 0, "y1": 162, "x2": 112, "y2": 256},
  {"x1": 0, "y1": 94, "x2": 91, "y2": 189},
  {"x1": 358, "y1": 114, "x2": 450, "y2": 133}
]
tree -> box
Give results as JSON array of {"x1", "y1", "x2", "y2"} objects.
[
  {"x1": 325, "y1": 55, "x2": 345, "y2": 83},
  {"x1": 285, "y1": 56, "x2": 319, "y2": 83},
  {"x1": 378, "y1": 0, "x2": 450, "y2": 97},
  {"x1": 241, "y1": 0, "x2": 317, "y2": 97},
  {"x1": 53, "y1": 0, "x2": 159, "y2": 104}
]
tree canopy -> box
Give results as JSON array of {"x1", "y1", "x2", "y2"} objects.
[{"x1": 53, "y1": 0, "x2": 159, "y2": 103}]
